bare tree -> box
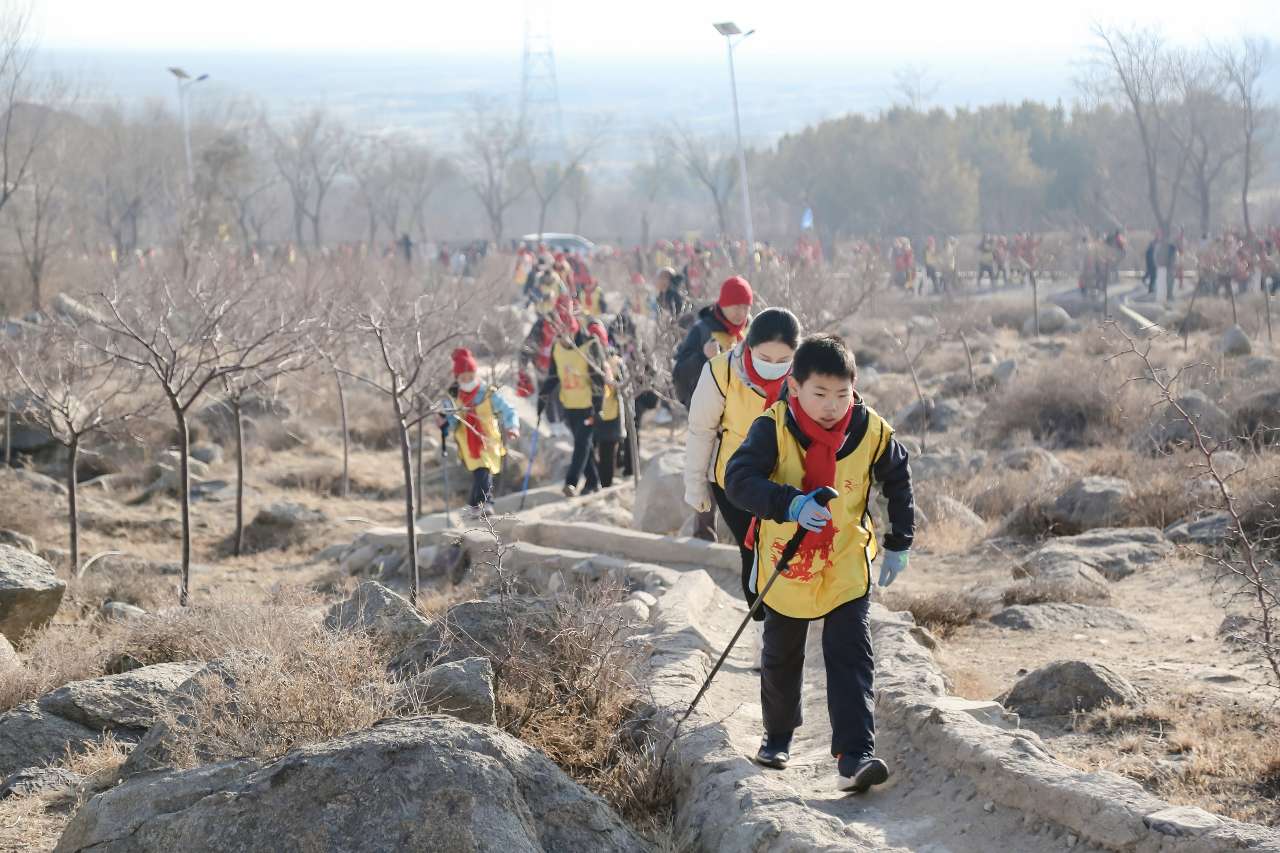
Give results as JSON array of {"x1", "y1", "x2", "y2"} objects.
[
  {"x1": 7, "y1": 130, "x2": 71, "y2": 311},
  {"x1": 628, "y1": 140, "x2": 678, "y2": 263},
  {"x1": 269, "y1": 109, "x2": 348, "y2": 249},
  {"x1": 892, "y1": 63, "x2": 940, "y2": 111},
  {"x1": 459, "y1": 96, "x2": 528, "y2": 245},
  {"x1": 394, "y1": 140, "x2": 455, "y2": 246},
  {"x1": 1168, "y1": 49, "x2": 1241, "y2": 238},
  {"x1": 347, "y1": 135, "x2": 394, "y2": 248},
  {"x1": 0, "y1": 6, "x2": 58, "y2": 218},
  {"x1": 1215, "y1": 36, "x2": 1273, "y2": 235},
  {"x1": 522, "y1": 118, "x2": 609, "y2": 238},
  {"x1": 666, "y1": 126, "x2": 738, "y2": 237},
  {"x1": 563, "y1": 164, "x2": 591, "y2": 235},
  {"x1": 1, "y1": 318, "x2": 151, "y2": 574},
  {"x1": 90, "y1": 262, "x2": 315, "y2": 605},
  {"x1": 92, "y1": 104, "x2": 174, "y2": 264}
]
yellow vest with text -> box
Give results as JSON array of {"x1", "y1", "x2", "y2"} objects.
[
  {"x1": 755, "y1": 401, "x2": 892, "y2": 620},
  {"x1": 451, "y1": 390, "x2": 506, "y2": 475},
  {"x1": 552, "y1": 341, "x2": 594, "y2": 410},
  {"x1": 709, "y1": 351, "x2": 770, "y2": 488},
  {"x1": 710, "y1": 329, "x2": 740, "y2": 352}
]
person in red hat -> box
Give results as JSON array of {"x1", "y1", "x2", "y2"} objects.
[
  {"x1": 443, "y1": 347, "x2": 519, "y2": 516},
  {"x1": 538, "y1": 298, "x2": 613, "y2": 497},
  {"x1": 672, "y1": 274, "x2": 754, "y2": 539}
]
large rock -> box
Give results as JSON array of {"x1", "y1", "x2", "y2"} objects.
[
  {"x1": 1015, "y1": 528, "x2": 1172, "y2": 583},
  {"x1": 917, "y1": 493, "x2": 985, "y2": 535},
  {"x1": 241, "y1": 502, "x2": 326, "y2": 552},
  {"x1": 633, "y1": 448, "x2": 687, "y2": 535},
  {"x1": 1001, "y1": 660, "x2": 1142, "y2": 717},
  {"x1": 325, "y1": 581, "x2": 431, "y2": 652},
  {"x1": 997, "y1": 446, "x2": 1068, "y2": 481},
  {"x1": 1137, "y1": 390, "x2": 1231, "y2": 453},
  {"x1": 0, "y1": 544, "x2": 66, "y2": 642},
  {"x1": 910, "y1": 448, "x2": 986, "y2": 482},
  {"x1": 0, "y1": 529, "x2": 35, "y2": 553},
  {"x1": 1165, "y1": 513, "x2": 1231, "y2": 546},
  {"x1": 1232, "y1": 387, "x2": 1280, "y2": 445},
  {"x1": 397, "y1": 656, "x2": 496, "y2": 725},
  {"x1": 894, "y1": 397, "x2": 964, "y2": 433},
  {"x1": 1, "y1": 766, "x2": 82, "y2": 799},
  {"x1": 1221, "y1": 324, "x2": 1252, "y2": 357},
  {"x1": 0, "y1": 702, "x2": 98, "y2": 777},
  {"x1": 0, "y1": 632, "x2": 17, "y2": 671},
  {"x1": 195, "y1": 393, "x2": 292, "y2": 445},
  {"x1": 390, "y1": 597, "x2": 556, "y2": 676},
  {"x1": 1045, "y1": 477, "x2": 1135, "y2": 532},
  {"x1": 55, "y1": 716, "x2": 647, "y2": 853},
  {"x1": 990, "y1": 603, "x2": 1144, "y2": 632},
  {"x1": 36, "y1": 662, "x2": 202, "y2": 734},
  {"x1": 1022, "y1": 304, "x2": 1072, "y2": 336}
]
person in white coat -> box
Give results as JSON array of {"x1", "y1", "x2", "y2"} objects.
[{"x1": 684, "y1": 309, "x2": 802, "y2": 664}]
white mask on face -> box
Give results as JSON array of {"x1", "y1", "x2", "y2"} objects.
[
  {"x1": 751, "y1": 357, "x2": 792, "y2": 381},
  {"x1": 459, "y1": 378, "x2": 480, "y2": 393}
]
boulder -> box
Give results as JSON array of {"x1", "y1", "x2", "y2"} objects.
[
  {"x1": 633, "y1": 448, "x2": 687, "y2": 535},
  {"x1": 1137, "y1": 390, "x2": 1231, "y2": 453},
  {"x1": 1022, "y1": 305, "x2": 1072, "y2": 336},
  {"x1": 55, "y1": 717, "x2": 647, "y2": 853},
  {"x1": 397, "y1": 656, "x2": 496, "y2": 725},
  {"x1": 1001, "y1": 660, "x2": 1142, "y2": 717},
  {"x1": 241, "y1": 502, "x2": 326, "y2": 552},
  {"x1": 0, "y1": 529, "x2": 35, "y2": 553},
  {"x1": 894, "y1": 397, "x2": 964, "y2": 433},
  {"x1": 1045, "y1": 477, "x2": 1135, "y2": 532},
  {"x1": 1232, "y1": 388, "x2": 1280, "y2": 445},
  {"x1": 188, "y1": 442, "x2": 224, "y2": 466},
  {"x1": 0, "y1": 632, "x2": 16, "y2": 671},
  {"x1": 1016, "y1": 528, "x2": 1172, "y2": 584},
  {"x1": 917, "y1": 493, "x2": 985, "y2": 535},
  {"x1": 100, "y1": 601, "x2": 147, "y2": 622},
  {"x1": 324, "y1": 581, "x2": 431, "y2": 652},
  {"x1": 1221, "y1": 324, "x2": 1252, "y2": 357},
  {"x1": 0, "y1": 765, "x2": 82, "y2": 799},
  {"x1": 37, "y1": 662, "x2": 203, "y2": 734},
  {"x1": 0, "y1": 545, "x2": 65, "y2": 642},
  {"x1": 997, "y1": 446, "x2": 1068, "y2": 481},
  {"x1": 1143, "y1": 806, "x2": 1223, "y2": 838},
  {"x1": 195, "y1": 394, "x2": 292, "y2": 445},
  {"x1": 11, "y1": 469, "x2": 66, "y2": 495},
  {"x1": 0, "y1": 702, "x2": 98, "y2": 777},
  {"x1": 990, "y1": 603, "x2": 1144, "y2": 632},
  {"x1": 390, "y1": 597, "x2": 556, "y2": 677},
  {"x1": 910, "y1": 448, "x2": 986, "y2": 482},
  {"x1": 1165, "y1": 513, "x2": 1231, "y2": 546}
]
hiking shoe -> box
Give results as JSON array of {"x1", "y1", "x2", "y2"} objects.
[
  {"x1": 837, "y1": 755, "x2": 889, "y2": 793},
  {"x1": 562, "y1": 484, "x2": 578, "y2": 498},
  {"x1": 755, "y1": 733, "x2": 792, "y2": 770}
]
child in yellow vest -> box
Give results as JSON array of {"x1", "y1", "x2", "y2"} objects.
[
  {"x1": 537, "y1": 299, "x2": 611, "y2": 497},
  {"x1": 446, "y1": 348, "x2": 519, "y2": 515},
  {"x1": 724, "y1": 334, "x2": 914, "y2": 793}
]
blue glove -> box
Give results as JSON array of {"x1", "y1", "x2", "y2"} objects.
[
  {"x1": 787, "y1": 490, "x2": 833, "y2": 533},
  {"x1": 878, "y1": 550, "x2": 909, "y2": 587}
]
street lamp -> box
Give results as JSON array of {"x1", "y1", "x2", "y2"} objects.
[
  {"x1": 168, "y1": 66, "x2": 209, "y2": 191},
  {"x1": 713, "y1": 22, "x2": 755, "y2": 272}
]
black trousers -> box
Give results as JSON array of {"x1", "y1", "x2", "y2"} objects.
[
  {"x1": 711, "y1": 482, "x2": 758, "y2": 616},
  {"x1": 467, "y1": 467, "x2": 493, "y2": 508},
  {"x1": 563, "y1": 407, "x2": 599, "y2": 492},
  {"x1": 761, "y1": 594, "x2": 876, "y2": 761},
  {"x1": 596, "y1": 439, "x2": 618, "y2": 488}
]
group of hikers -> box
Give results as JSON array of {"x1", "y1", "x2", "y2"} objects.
[{"x1": 439, "y1": 244, "x2": 917, "y2": 794}]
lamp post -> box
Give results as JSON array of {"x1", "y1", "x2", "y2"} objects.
[
  {"x1": 168, "y1": 67, "x2": 209, "y2": 191},
  {"x1": 713, "y1": 22, "x2": 755, "y2": 272}
]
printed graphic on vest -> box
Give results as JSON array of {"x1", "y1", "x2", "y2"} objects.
[{"x1": 771, "y1": 518, "x2": 840, "y2": 582}]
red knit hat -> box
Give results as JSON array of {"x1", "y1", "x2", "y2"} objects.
[
  {"x1": 451, "y1": 347, "x2": 478, "y2": 376},
  {"x1": 586, "y1": 320, "x2": 609, "y2": 350},
  {"x1": 718, "y1": 276, "x2": 753, "y2": 308}
]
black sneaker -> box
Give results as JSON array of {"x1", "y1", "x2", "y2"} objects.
[
  {"x1": 837, "y1": 754, "x2": 889, "y2": 793},
  {"x1": 755, "y1": 733, "x2": 792, "y2": 770}
]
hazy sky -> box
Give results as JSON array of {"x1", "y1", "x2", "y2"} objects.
[{"x1": 32, "y1": 0, "x2": 1280, "y2": 60}]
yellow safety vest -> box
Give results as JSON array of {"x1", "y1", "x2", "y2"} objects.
[
  {"x1": 601, "y1": 382, "x2": 620, "y2": 422},
  {"x1": 451, "y1": 390, "x2": 506, "y2": 474},
  {"x1": 711, "y1": 329, "x2": 740, "y2": 352},
  {"x1": 754, "y1": 400, "x2": 892, "y2": 620},
  {"x1": 580, "y1": 287, "x2": 604, "y2": 317},
  {"x1": 709, "y1": 351, "x2": 771, "y2": 488},
  {"x1": 552, "y1": 341, "x2": 594, "y2": 410}
]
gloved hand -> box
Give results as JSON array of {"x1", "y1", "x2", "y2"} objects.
[
  {"x1": 877, "y1": 550, "x2": 909, "y2": 587},
  {"x1": 684, "y1": 483, "x2": 712, "y2": 513},
  {"x1": 787, "y1": 490, "x2": 833, "y2": 533},
  {"x1": 505, "y1": 428, "x2": 520, "y2": 442}
]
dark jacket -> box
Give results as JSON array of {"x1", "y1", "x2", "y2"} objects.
[
  {"x1": 724, "y1": 399, "x2": 915, "y2": 553},
  {"x1": 537, "y1": 331, "x2": 606, "y2": 416},
  {"x1": 672, "y1": 304, "x2": 733, "y2": 408}
]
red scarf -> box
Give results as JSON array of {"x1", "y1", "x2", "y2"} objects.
[
  {"x1": 741, "y1": 347, "x2": 787, "y2": 409},
  {"x1": 712, "y1": 305, "x2": 747, "y2": 342},
  {"x1": 457, "y1": 386, "x2": 486, "y2": 459},
  {"x1": 536, "y1": 320, "x2": 555, "y2": 371},
  {"x1": 788, "y1": 395, "x2": 853, "y2": 492}
]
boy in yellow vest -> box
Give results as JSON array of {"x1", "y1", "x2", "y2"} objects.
[
  {"x1": 445, "y1": 348, "x2": 519, "y2": 515},
  {"x1": 725, "y1": 334, "x2": 914, "y2": 793},
  {"x1": 537, "y1": 298, "x2": 611, "y2": 497}
]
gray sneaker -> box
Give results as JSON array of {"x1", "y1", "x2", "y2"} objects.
[{"x1": 837, "y1": 755, "x2": 889, "y2": 793}]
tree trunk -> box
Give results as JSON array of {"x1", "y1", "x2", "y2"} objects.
[
  {"x1": 1032, "y1": 276, "x2": 1041, "y2": 337},
  {"x1": 1242, "y1": 139, "x2": 1253, "y2": 235},
  {"x1": 4, "y1": 410, "x2": 11, "y2": 466},
  {"x1": 391, "y1": 392, "x2": 420, "y2": 605},
  {"x1": 30, "y1": 271, "x2": 42, "y2": 314},
  {"x1": 1198, "y1": 178, "x2": 1211, "y2": 239},
  {"x1": 175, "y1": 407, "x2": 193, "y2": 606},
  {"x1": 714, "y1": 198, "x2": 728, "y2": 239},
  {"x1": 233, "y1": 396, "x2": 246, "y2": 557},
  {"x1": 415, "y1": 417, "x2": 424, "y2": 518},
  {"x1": 334, "y1": 365, "x2": 350, "y2": 498},
  {"x1": 67, "y1": 435, "x2": 79, "y2": 575},
  {"x1": 640, "y1": 212, "x2": 651, "y2": 261}
]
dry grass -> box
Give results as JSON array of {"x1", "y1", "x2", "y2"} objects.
[
  {"x1": 1001, "y1": 578, "x2": 1111, "y2": 606},
  {"x1": 0, "y1": 471, "x2": 58, "y2": 541},
  {"x1": 0, "y1": 792, "x2": 65, "y2": 853},
  {"x1": 915, "y1": 514, "x2": 987, "y2": 556},
  {"x1": 984, "y1": 354, "x2": 1139, "y2": 449},
  {"x1": 881, "y1": 589, "x2": 992, "y2": 638},
  {"x1": 1065, "y1": 694, "x2": 1280, "y2": 826}
]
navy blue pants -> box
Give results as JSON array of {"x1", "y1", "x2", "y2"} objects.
[
  {"x1": 563, "y1": 407, "x2": 599, "y2": 492},
  {"x1": 761, "y1": 593, "x2": 875, "y2": 761},
  {"x1": 467, "y1": 468, "x2": 493, "y2": 508}
]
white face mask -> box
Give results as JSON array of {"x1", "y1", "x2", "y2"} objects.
[
  {"x1": 751, "y1": 357, "x2": 792, "y2": 381},
  {"x1": 459, "y1": 378, "x2": 480, "y2": 393}
]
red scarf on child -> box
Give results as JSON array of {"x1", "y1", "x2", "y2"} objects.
[
  {"x1": 787, "y1": 395, "x2": 853, "y2": 492},
  {"x1": 457, "y1": 386, "x2": 485, "y2": 459},
  {"x1": 741, "y1": 347, "x2": 788, "y2": 409},
  {"x1": 712, "y1": 305, "x2": 747, "y2": 342},
  {"x1": 536, "y1": 321, "x2": 556, "y2": 371}
]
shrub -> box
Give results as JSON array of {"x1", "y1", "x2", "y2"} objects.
[
  {"x1": 985, "y1": 355, "x2": 1135, "y2": 449},
  {"x1": 881, "y1": 589, "x2": 992, "y2": 638}
]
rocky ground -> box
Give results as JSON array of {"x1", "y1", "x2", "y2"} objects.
[{"x1": 2, "y1": 276, "x2": 1279, "y2": 850}]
